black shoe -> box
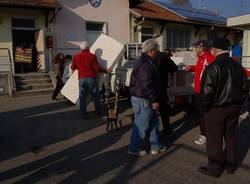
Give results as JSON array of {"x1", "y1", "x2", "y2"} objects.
[
  {"x1": 226, "y1": 167, "x2": 237, "y2": 174},
  {"x1": 81, "y1": 114, "x2": 89, "y2": 120},
  {"x1": 163, "y1": 128, "x2": 172, "y2": 135},
  {"x1": 198, "y1": 166, "x2": 222, "y2": 178}
]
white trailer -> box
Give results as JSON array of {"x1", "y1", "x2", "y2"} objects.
[{"x1": 114, "y1": 43, "x2": 196, "y2": 106}]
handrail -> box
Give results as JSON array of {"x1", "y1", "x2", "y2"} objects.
[{"x1": 0, "y1": 48, "x2": 16, "y2": 92}]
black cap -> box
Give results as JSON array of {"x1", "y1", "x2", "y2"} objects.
[
  {"x1": 193, "y1": 40, "x2": 209, "y2": 48},
  {"x1": 212, "y1": 37, "x2": 230, "y2": 50}
]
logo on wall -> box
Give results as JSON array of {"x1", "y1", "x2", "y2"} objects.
[{"x1": 89, "y1": 0, "x2": 102, "y2": 8}]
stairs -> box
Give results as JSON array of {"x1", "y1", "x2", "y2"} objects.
[{"x1": 14, "y1": 72, "x2": 54, "y2": 97}]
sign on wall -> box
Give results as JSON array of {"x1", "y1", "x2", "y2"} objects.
[{"x1": 89, "y1": 0, "x2": 102, "y2": 8}]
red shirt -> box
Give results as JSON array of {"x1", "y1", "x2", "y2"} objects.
[
  {"x1": 71, "y1": 50, "x2": 106, "y2": 79},
  {"x1": 188, "y1": 52, "x2": 215, "y2": 93}
]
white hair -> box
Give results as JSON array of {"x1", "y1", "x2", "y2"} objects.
[
  {"x1": 142, "y1": 39, "x2": 159, "y2": 53},
  {"x1": 80, "y1": 41, "x2": 89, "y2": 50}
]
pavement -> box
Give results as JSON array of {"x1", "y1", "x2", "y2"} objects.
[{"x1": 0, "y1": 95, "x2": 250, "y2": 184}]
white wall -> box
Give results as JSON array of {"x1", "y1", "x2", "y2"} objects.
[{"x1": 54, "y1": 0, "x2": 130, "y2": 55}]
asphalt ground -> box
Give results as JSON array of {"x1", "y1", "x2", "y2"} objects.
[{"x1": 0, "y1": 95, "x2": 250, "y2": 184}]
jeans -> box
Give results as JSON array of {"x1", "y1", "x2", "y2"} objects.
[
  {"x1": 79, "y1": 77, "x2": 101, "y2": 116},
  {"x1": 128, "y1": 96, "x2": 161, "y2": 152}
]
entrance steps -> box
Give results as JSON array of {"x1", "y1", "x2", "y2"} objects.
[{"x1": 14, "y1": 72, "x2": 54, "y2": 97}]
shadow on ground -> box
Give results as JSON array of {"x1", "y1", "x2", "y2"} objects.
[
  {"x1": 237, "y1": 117, "x2": 250, "y2": 167},
  {"x1": 0, "y1": 125, "x2": 134, "y2": 184},
  {"x1": 0, "y1": 100, "x2": 104, "y2": 162}
]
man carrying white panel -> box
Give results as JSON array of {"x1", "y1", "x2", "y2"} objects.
[{"x1": 71, "y1": 41, "x2": 109, "y2": 119}]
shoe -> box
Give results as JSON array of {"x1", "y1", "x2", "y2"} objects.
[
  {"x1": 81, "y1": 114, "x2": 89, "y2": 120},
  {"x1": 151, "y1": 146, "x2": 167, "y2": 155},
  {"x1": 163, "y1": 128, "x2": 172, "y2": 135},
  {"x1": 194, "y1": 135, "x2": 206, "y2": 145},
  {"x1": 226, "y1": 167, "x2": 237, "y2": 174},
  {"x1": 198, "y1": 166, "x2": 222, "y2": 178},
  {"x1": 240, "y1": 111, "x2": 249, "y2": 119},
  {"x1": 128, "y1": 150, "x2": 147, "y2": 156}
]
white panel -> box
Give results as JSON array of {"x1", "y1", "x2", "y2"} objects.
[{"x1": 61, "y1": 70, "x2": 79, "y2": 105}]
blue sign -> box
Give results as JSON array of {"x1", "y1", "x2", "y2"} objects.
[{"x1": 89, "y1": 0, "x2": 102, "y2": 8}]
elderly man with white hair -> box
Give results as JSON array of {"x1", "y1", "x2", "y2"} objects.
[
  {"x1": 128, "y1": 39, "x2": 166, "y2": 156},
  {"x1": 71, "y1": 41, "x2": 109, "y2": 119}
]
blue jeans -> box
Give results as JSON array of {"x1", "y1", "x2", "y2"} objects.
[
  {"x1": 79, "y1": 78, "x2": 101, "y2": 116},
  {"x1": 128, "y1": 96, "x2": 161, "y2": 152}
]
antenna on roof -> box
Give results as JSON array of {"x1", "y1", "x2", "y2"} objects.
[{"x1": 198, "y1": 0, "x2": 202, "y2": 9}]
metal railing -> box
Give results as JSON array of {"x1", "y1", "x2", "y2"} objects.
[{"x1": 0, "y1": 48, "x2": 15, "y2": 96}]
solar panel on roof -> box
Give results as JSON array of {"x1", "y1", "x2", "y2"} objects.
[{"x1": 154, "y1": 0, "x2": 226, "y2": 24}]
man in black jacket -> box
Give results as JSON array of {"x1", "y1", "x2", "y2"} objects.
[
  {"x1": 156, "y1": 51, "x2": 178, "y2": 134},
  {"x1": 128, "y1": 39, "x2": 166, "y2": 156},
  {"x1": 199, "y1": 37, "x2": 249, "y2": 177}
]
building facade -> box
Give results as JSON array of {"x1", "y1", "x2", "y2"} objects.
[
  {"x1": 228, "y1": 14, "x2": 250, "y2": 68},
  {"x1": 53, "y1": 0, "x2": 130, "y2": 56}
]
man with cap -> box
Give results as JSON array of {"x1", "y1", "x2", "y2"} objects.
[
  {"x1": 128, "y1": 39, "x2": 166, "y2": 156},
  {"x1": 199, "y1": 37, "x2": 249, "y2": 177},
  {"x1": 186, "y1": 40, "x2": 215, "y2": 145}
]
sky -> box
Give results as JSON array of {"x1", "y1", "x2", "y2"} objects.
[
  {"x1": 190, "y1": 0, "x2": 250, "y2": 17},
  {"x1": 162, "y1": 0, "x2": 250, "y2": 17}
]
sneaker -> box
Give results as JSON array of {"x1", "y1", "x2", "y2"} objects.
[
  {"x1": 194, "y1": 135, "x2": 206, "y2": 145},
  {"x1": 128, "y1": 150, "x2": 147, "y2": 156},
  {"x1": 240, "y1": 111, "x2": 249, "y2": 119},
  {"x1": 150, "y1": 146, "x2": 167, "y2": 155}
]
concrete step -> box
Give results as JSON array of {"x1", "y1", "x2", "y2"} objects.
[
  {"x1": 15, "y1": 73, "x2": 50, "y2": 80},
  {"x1": 16, "y1": 83, "x2": 54, "y2": 91},
  {"x1": 14, "y1": 88, "x2": 54, "y2": 97},
  {"x1": 16, "y1": 78, "x2": 52, "y2": 85}
]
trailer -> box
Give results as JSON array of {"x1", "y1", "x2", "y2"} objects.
[{"x1": 114, "y1": 43, "x2": 196, "y2": 107}]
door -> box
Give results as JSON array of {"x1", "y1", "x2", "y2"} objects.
[{"x1": 34, "y1": 29, "x2": 45, "y2": 71}]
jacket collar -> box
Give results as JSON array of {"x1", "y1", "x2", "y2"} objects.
[
  {"x1": 81, "y1": 49, "x2": 90, "y2": 53},
  {"x1": 216, "y1": 52, "x2": 230, "y2": 61},
  {"x1": 141, "y1": 53, "x2": 154, "y2": 64}
]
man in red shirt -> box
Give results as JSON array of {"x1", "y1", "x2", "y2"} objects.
[
  {"x1": 186, "y1": 40, "x2": 215, "y2": 145},
  {"x1": 71, "y1": 41, "x2": 109, "y2": 119}
]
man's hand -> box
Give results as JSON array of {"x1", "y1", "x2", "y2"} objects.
[
  {"x1": 184, "y1": 65, "x2": 190, "y2": 72},
  {"x1": 107, "y1": 67, "x2": 112, "y2": 73},
  {"x1": 152, "y1": 102, "x2": 160, "y2": 110}
]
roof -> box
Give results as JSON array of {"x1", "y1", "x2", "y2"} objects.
[
  {"x1": 154, "y1": 0, "x2": 226, "y2": 24},
  {"x1": 130, "y1": 1, "x2": 226, "y2": 27},
  {"x1": 130, "y1": 1, "x2": 187, "y2": 22},
  {"x1": 227, "y1": 14, "x2": 250, "y2": 28},
  {"x1": 0, "y1": 0, "x2": 62, "y2": 10}
]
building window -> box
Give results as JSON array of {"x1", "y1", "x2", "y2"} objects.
[
  {"x1": 167, "y1": 29, "x2": 191, "y2": 49},
  {"x1": 141, "y1": 27, "x2": 154, "y2": 42},
  {"x1": 86, "y1": 22, "x2": 105, "y2": 46},
  {"x1": 86, "y1": 22, "x2": 104, "y2": 31}
]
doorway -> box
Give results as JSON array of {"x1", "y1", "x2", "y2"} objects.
[{"x1": 12, "y1": 18, "x2": 38, "y2": 73}]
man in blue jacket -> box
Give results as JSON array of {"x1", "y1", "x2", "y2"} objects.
[{"x1": 128, "y1": 39, "x2": 166, "y2": 156}]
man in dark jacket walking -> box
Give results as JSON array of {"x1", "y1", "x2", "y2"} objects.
[
  {"x1": 199, "y1": 37, "x2": 249, "y2": 177},
  {"x1": 128, "y1": 39, "x2": 166, "y2": 156}
]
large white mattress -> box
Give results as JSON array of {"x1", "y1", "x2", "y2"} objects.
[{"x1": 61, "y1": 34, "x2": 124, "y2": 105}]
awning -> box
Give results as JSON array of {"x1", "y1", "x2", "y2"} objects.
[{"x1": 0, "y1": 0, "x2": 62, "y2": 10}]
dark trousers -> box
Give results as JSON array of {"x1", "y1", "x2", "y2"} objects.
[
  {"x1": 52, "y1": 77, "x2": 64, "y2": 100},
  {"x1": 195, "y1": 93, "x2": 206, "y2": 136},
  {"x1": 159, "y1": 94, "x2": 171, "y2": 131},
  {"x1": 204, "y1": 105, "x2": 240, "y2": 173}
]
